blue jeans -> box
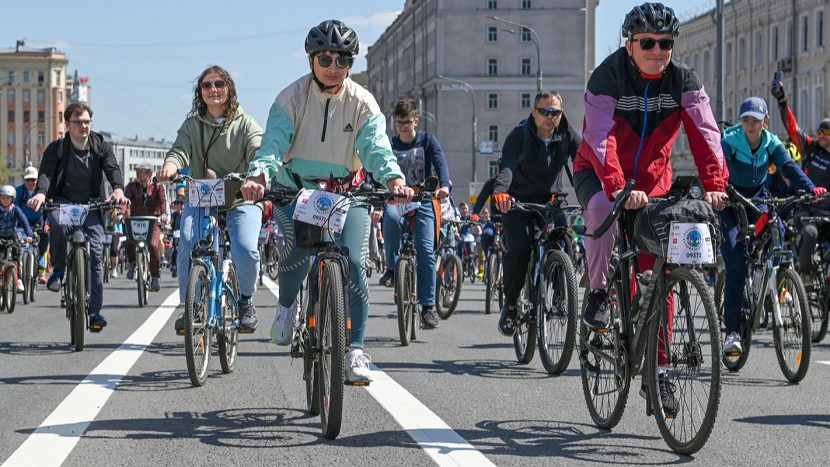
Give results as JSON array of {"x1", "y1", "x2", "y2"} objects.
[
  {"x1": 274, "y1": 202, "x2": 371, "y2": 349},
  {"x1": 177, "y1": 203, "x2": 261, "y2": 304},
  {"x1": 383, "y1": 200, "x2": 436, "y2": 306}
]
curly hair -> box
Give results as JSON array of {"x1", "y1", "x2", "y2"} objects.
[{"x1": 189, "y1": 65, "x2": 239, "y2": 119}]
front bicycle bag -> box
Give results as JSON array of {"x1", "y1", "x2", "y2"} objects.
[{"x1": 632, "y1": 199, "x2": 721, "y2": 258}]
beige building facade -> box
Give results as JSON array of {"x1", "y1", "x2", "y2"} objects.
[
  {"x1": 366, "y1": 0, "x2": 597, "y2": 201},
  {"x1": 0, "y1": 46, "x2": 69, "y2": 185}
]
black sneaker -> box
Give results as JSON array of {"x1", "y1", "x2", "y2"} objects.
[
  {"x1": 379, "y1": 269, "x2": 395, "y2": 287},
  {"x1": 420, "y1": 306, "x2": 440, "y2": 329},
  {"x1": 498, "y1": 304, "x2": 518, "y2": 337},
  {"x1": 639, "y1": 375, "x2": 680, "y2": 419},
  {"x1": 174, "y1": 312, "x2": 185, "y2": 336},
  {"x1": 150, "y1": 277, "x2": 161, "y2": 292},
  {"x1": 583, "y1": 289, "x2": 611, "y2": 331},
  {"x1": 89, "y1": 313, "x2": 108, "y2": 332},
  {"x1": 238, "y1": 301, "x2": 258, "y2": 333}
]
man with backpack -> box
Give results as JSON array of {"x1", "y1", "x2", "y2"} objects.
[{"x1": 490, "y1": 90, "x2": 581, "y2": 336}]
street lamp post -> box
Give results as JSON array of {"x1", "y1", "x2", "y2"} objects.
[
  {"x1": 436, "y1": 74, "x2": 477, "y2": 182},
  {"x1": 488, "y1": 16, "x2": 542, "y2": 92}
]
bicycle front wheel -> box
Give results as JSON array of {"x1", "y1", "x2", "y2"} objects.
[
  {"x1": 22, "y1": 251, "x2": 32, "y2": 305},
  {"x1": 537, "y1": 250, "x2": 578, "y2": 375},
  {"x1": 72, "y1": 249, "x2": 87, "y2": 351},
  {"x1": 184, "y1": 262, "x2": 212, "y2": 387},
  {"x1": 218, "y1": 261, "x2": 239, "y2": 374},
  {"x1": 646, "y1": 266, "x2": 721, "y2": 456},
  {"x1": 4, "y1": 266, "x2": 17, "y2": 314},
  {"x1": 267, "y1": 237, "x2": 280, "y2": 280},
  {"x1": 435, "y1": 253, "x2": 462, "y2": 319},
  {"x1": 395, "y1": 258, "x2": 416, "y2": 346},
  {"x1": 513, "y1": 274, "x2": 537, "y2": 364},
  {"x1": 485, "y1": 253, "x2": 500, "y2": 315},
  {"x1": 773, "y1": 267, "x2": 811, "y2": 383},
  {"x1": 317, "y1": 259, "x2": 346, "y2": 439},
  {"x1": 136, "y1": 252, "x2": 146, "y2": 308},
  {"x1": 103, "y1": 245, "x2": 111, "y2": 284}
]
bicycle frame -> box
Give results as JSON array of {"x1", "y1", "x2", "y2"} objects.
[{"x1": 190, "y1": 205, "x2": 237, "y2": 335}]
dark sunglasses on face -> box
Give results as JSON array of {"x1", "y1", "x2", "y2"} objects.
[
  {"x1": 535, "y1": 107, "x2": 562, "y2": 117},
  {"x1": 316, "y1": 54, "x2": 353, "y2": 69},
  {"x1": 200, "y1": 80, "x2": 226, "y2": 90},
  {"x1": 636, "y1": 38, "x2": 674, "y2": 51}
]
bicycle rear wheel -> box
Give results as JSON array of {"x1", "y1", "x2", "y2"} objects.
[
  {"x1": 435, "y1": 253, "x2": 461, "y2": 319},
  {"x1": 646, "y1": 267, "x2": 721, "y2": 455},
  {"x1": 395, "y1": 257, "x2": 415, "y2": 346},
  {"x1": 772, "y1": 267, "x2": 811, "y2": 383},
  {"x1": 267, "y1": 237, "x2": 280, "y2": 280},
  {"x1": 537, "y1": 250, "x2": 578, "y2": 375},
  {"x1": 578, "y1": 285, "x2": 630, "y2": 429},
  {"x1": 184, "y1": 262, "x2": 211, "y2": 387},
  {"x1": 4, "y1": 266, "x2": 16, "y2": 314},
  {"x1": 22, "y1": 251, "x2": 32, "y2": 305},
  {"x1": 72, "y1": 249, "x2": 86, "y2": 351},
  {"x1": 103, "y1": 244, "x2": 111, "y2": 284},
  {"x1": 485, "y1": 253, "x2": 500, "y2": 315},
  {"x1": 806, "y1": 273, "x2": 829, "y2": 342},
  {"x1": 317, "y1": 259, "x2": 346, "y2": 439},
  {"x1": 218, "y1": 261, "x2": 239, "y2": 374},
  {"x1": 513, "y1": 271, "x2": 537, "y2": 364}
]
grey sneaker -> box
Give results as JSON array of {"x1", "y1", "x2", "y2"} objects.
[
  {"x1": 270, "y1": 300, "x2": 298, "y2": 345},
  {"x1": 723, "y1": 332, "x2": 743, "y2": 355}
]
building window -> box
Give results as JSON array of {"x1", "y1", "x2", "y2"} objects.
[
  {"x1": 488, "y1": 125, "x2": 499, "y2": 143},
  {"x1": 770, "y1": 24, "x2": 779, "y2": 61},
  {"x1": 521, "y1": 58, "x2": 532, "y2": 75},
  {"x1": 801, "y1": 15, "x2": 809, "y2": 52},
  {"x1": 37, "y1": 111, "x2": 44, "y2": 123},
  {"x1": 786, "y1": 20, "x2": 793, "y2": 56},
  {"x1": 488, "y1": 93, "x2": 498, "y2": 109},
  {"x1": 817, "y1": 11, "x2": 824, "y2": 48},
  {"x1": 6, "y1": 89, "x2": 13, "y2": 102},
  {"x1": 38, "y1": 71, "x2": 44, "y2": 85},
  {"x1": 38, "y1": 132, "x2": 45, "y2": 145},
  {"x1": 521, "y1": 27, "x2": 532, "y2": 42},
  {"x1": 7, "y1": 156, "x2": 14, "y2": 169},
  {"x1": 754, "y1": 31, "x2": 763, "y2": 65},
  {"x1": 522, "y1": 0, "x2": 531, "y2": 9},
  {"x1": 488, "y1": 58, "x2": 498, "y2": 75},
  {"x1": 23, "y1": 111, "x2": 29, "y2": 123},
  {"x1": 7, "y1": 70, "x2": 13, "y2": 85},
  {"x1": 703, "y1": 50, "x2": 710, "y2": 81},
  {"x1": 37, "y1": 90, "x2": 44, "y2": 103},
  {"x1": 7, "y1": 110, "x2": 13, "y2": 122},
  {"x1": 725, "y1": 41, "x2": 733, "y2": 74},
  {"x1": 23, "y1": 70, "x2": 29, "y2": 83},
  {"x1": 55, "y1": 70, "x2": 61, "y2": 83},
  {"x1": 488, "y1": 160, "x2": 500, "y2": 179},
  {"x1": 488, "y1": 27, "x2": 498, "y2": 42},
  {"x1": 521, "y1": 93, "x2": 531, "y2": 109},
  {"x1": 22, "y1": 90, "x2": 30, "y2": 102},
  {"x1": 7, "y1": 133, "x2": 14, "y2": 145},
  {"x1": 58, "y1": 112, "x2": 63, "y2": 123},
  {"x1": 800, "y1": 89, "x2": 810, "y2": 123},
  {"x1": 737, "y1": 37, "x2": 746, "y2": 71},
  {"x1": 488, "y1": 0, "x2": 497, "y2": 9}
]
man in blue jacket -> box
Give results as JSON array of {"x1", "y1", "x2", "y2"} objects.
[{"x1": 15, "y1": 166, "x2": 48, "y2": 280}]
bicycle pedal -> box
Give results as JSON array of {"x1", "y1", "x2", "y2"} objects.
[
  {"x1": 344, "y1": 380, "x2": 370, "y2": 387},
  {"x1": 89, "y1": 325, "x2": 104, "y2": 333},
  {"x1": 237, "y1": 328, "x2": 255, "y2": 334},
  {"x1": 594, "y1": 326, "x2": 613, "y2": 334},
  {"x1": 663, "y1": 411, "x2": 677, "y2": 420},
  {"x1": 723, "y1": 350, "x2": 741, "y2": 357}
]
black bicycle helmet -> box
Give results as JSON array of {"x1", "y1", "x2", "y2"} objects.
[
  {"x1": 621, "y1": 2, "x2": 680, "y2": 38},
  {"x1": 819, "y1": 118, "x2": 830, "y2": 131},
  {"x1": 305, "y1": 20, "x2": 359, "y2": 56}
]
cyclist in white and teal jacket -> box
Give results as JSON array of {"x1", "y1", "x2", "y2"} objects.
[{"x1": 241, "y1": 20, "x2": 414, "y2": 383}]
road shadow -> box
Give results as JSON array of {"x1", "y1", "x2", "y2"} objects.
[
  {"x1": 377, "y1": 359, "x2": 573, "y2": 380},
  {"x1": 734, "y1": 413, "x2": 830, "y2": 429},
  {"x1": 720, "y1": 373, "x2": 791, "y2": 388}
]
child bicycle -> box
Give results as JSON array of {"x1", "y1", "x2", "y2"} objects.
[{"x1": 577, "y1": 180, "x2": 722, "y2": 455}]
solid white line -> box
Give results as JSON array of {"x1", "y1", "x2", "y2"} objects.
[
  {"x1": 818, "y1": 361, "x2": 830, "y2": 367},
  {"x1": 2, "y1": 291, "x2": 180, "y2": 467},
  {"x1": 261, "y1": 276, "x2": 494, "y2": 467}
]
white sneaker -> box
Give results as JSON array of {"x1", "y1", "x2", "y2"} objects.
[
  {"x1": 723, "y1": 332, "x2": 743, "y2": 355},
  {"x1": 111, "y1": 270, "x2": 118, "y2": 278},
  {"x1": 347, "y1": 348, "x2": 373, "y2": 383},
  {"x1": 16, "y1": 279, "x2": 24, "y2": 293},
  {"x1": 270, "y1": 300, "x2": 298, "y2": 346}
]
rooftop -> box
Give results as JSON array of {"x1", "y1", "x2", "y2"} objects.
[{"x1": 99, "y1": 131, "x2": 172, "y2": 149}]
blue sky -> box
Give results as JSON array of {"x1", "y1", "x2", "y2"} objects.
[{"x1": 2, "y1": 0, "x2": 714, "y2": 141}]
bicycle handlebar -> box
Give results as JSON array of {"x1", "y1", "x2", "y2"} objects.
[{"x1": 589, "y1": 179, "x2": 636, "y2": 238}]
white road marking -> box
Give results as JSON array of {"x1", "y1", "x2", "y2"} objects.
[
  {"x1": 818, "y1": 361, "x2": 830, "y2": 367},
  {"x1": 2, "y1": 291, "x2": 179, "y2": 467},
  {"x1": 261, "y1": 277, "x2": 495, "y2": 467}
]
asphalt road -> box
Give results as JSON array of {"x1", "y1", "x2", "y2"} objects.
[{"x1": 2, "y1": 270, "x2": 829, "y2": 466}]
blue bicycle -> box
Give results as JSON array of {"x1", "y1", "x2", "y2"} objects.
[{"x1": 172, "y1": 173, "x2": 244, "y2": 387}]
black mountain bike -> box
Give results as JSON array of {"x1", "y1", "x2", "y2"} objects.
[
  {"x1": 785, "y1": 212, "x2": 830, "y2": 343},
  {"x1": 578, "y1": 181, "x2": 721, "y2": 455},
  {"x1": 484, "y1": 222, "x2": 505, "y2": 316},
  {"x1": 434, "y1": 219, "x2": 463, "y2": 319}
]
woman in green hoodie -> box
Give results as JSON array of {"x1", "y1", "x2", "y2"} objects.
[
  {"x1": 719, "y1": 96, "x2": 823, "y2": 357},
  {"x1": 158, "y1": 65, "x2": 264, "y2": 334}
]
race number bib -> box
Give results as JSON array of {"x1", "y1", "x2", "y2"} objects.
[
  {"x1": 58, "y1": 205, "x2": 89, "y2": 226},
  {"x1": 667, "y1": 223, "x2": 715, "y2": 265},
  {"x1": 188, "y1": 179, "x2": 225, "y2": 207},
  {"x1": 293, "y1": 189, "x2": 349, "y2": 234},
  {"x1": 129, "y1": 219, "x2": 151, "y2": 241}
]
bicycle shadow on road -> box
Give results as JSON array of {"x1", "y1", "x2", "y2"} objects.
[
  {"x1": 377, "y1": 359, "x2": 576, "y2": 380},
  {"x1": 720, "y1": 372, "x2": 791, "y2": 388},
  {"x1": 734, "y1": 413, "x2": 830, "y2": 429}
]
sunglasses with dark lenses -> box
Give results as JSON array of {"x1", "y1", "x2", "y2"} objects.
[
  {"x1": 200, "y1": 80, "x2": 226, "y2": 90},
  {"x1": 535, "y1": 107, "x2": 562, "y2": 117},
  {"x1": 818, "y1": 128, "x2": 830, "y2": 136},
  {"x1": 316, "y1": 54, "x2": 353, "y2": 69},
  {"x1": 636, "y1": 38, "x2": 675, "y2": 51}
]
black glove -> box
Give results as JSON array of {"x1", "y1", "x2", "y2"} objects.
[{"x1": 771, "y1": 82, "x2": 786, "y2": 102}]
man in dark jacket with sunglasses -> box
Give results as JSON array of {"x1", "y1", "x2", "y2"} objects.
[{"x1": 490, "y1": 90, "x2": 580, "y2": 337}]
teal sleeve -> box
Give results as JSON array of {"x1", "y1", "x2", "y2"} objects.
[
  {"x1": 247, "y1": 102, "x2": 294, "y2": 183},
  {"x1": 355, "y1": 114, "x2": 405, "y2": 185}
]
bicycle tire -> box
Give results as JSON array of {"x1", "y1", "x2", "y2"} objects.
[
  {"x1": 267, "y1": 237, "x2": 280, "y2": 280},
  {"x1": 299, "y1": 279, "x2": 320, "y2": 415},
  {"x1": 807, "y1": 273, "x2": 829, "y2": 342},
  {"x1": 136, "y1": 252, "x2": 146, "y2": 308},
  {"x1": 72, "y1": 249, "x2": 86, "y2": 352},
  {"x1": 816, "y1": 290, "x2": 830, "y2": 343},
  {"x1": 513, "y1": 269, "x2": 537, "y2": 364},
  {"x1": 318, "y1": 259, "x2": 346, "y2": 439},
  {"x1": 218, "y1": 260, "x2": 239, "y2": 374},
  {"x1": 258, "y1": 245, "x2": 265, "y2": 286},
  {"x1": 103, "y1": 244, "x2": 111, "y2": 284},
  {"x1": 537, "y1": 250, "x2": 578, "y2": 375},
  {"x1": 715, "y1": 273, "x2": 752, "y2": 372},
  {"x1": 395, "y1": 257, "x2": 414, "y2": 346},
  {"x1": 485, "y1": 253, "x2": 499, "y2": 315},
  {"x1": 578, "y1": 285, "x2": 630, "y2": 429},
  {"x1": 646, "y1": 267, "x2": 721, "y2": 455},
  {"x1": 435, "y1": 253, "x2": 462, "y2": 319},
  {"x1": 28, "y1": 255, "x2": 37, "y2": 303},
  {"x1": 184, "y1": 262, "x2": 211, "y2": 387},
  {"x1": 4, "y1": 266, "x2": 16, "y2": 314},
  {"x1": 22, "y1": 251, "x2": 32, "y2": 305},
  {"x1": 772, "y1": 267, "x2": 812, "y2": 383}
]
